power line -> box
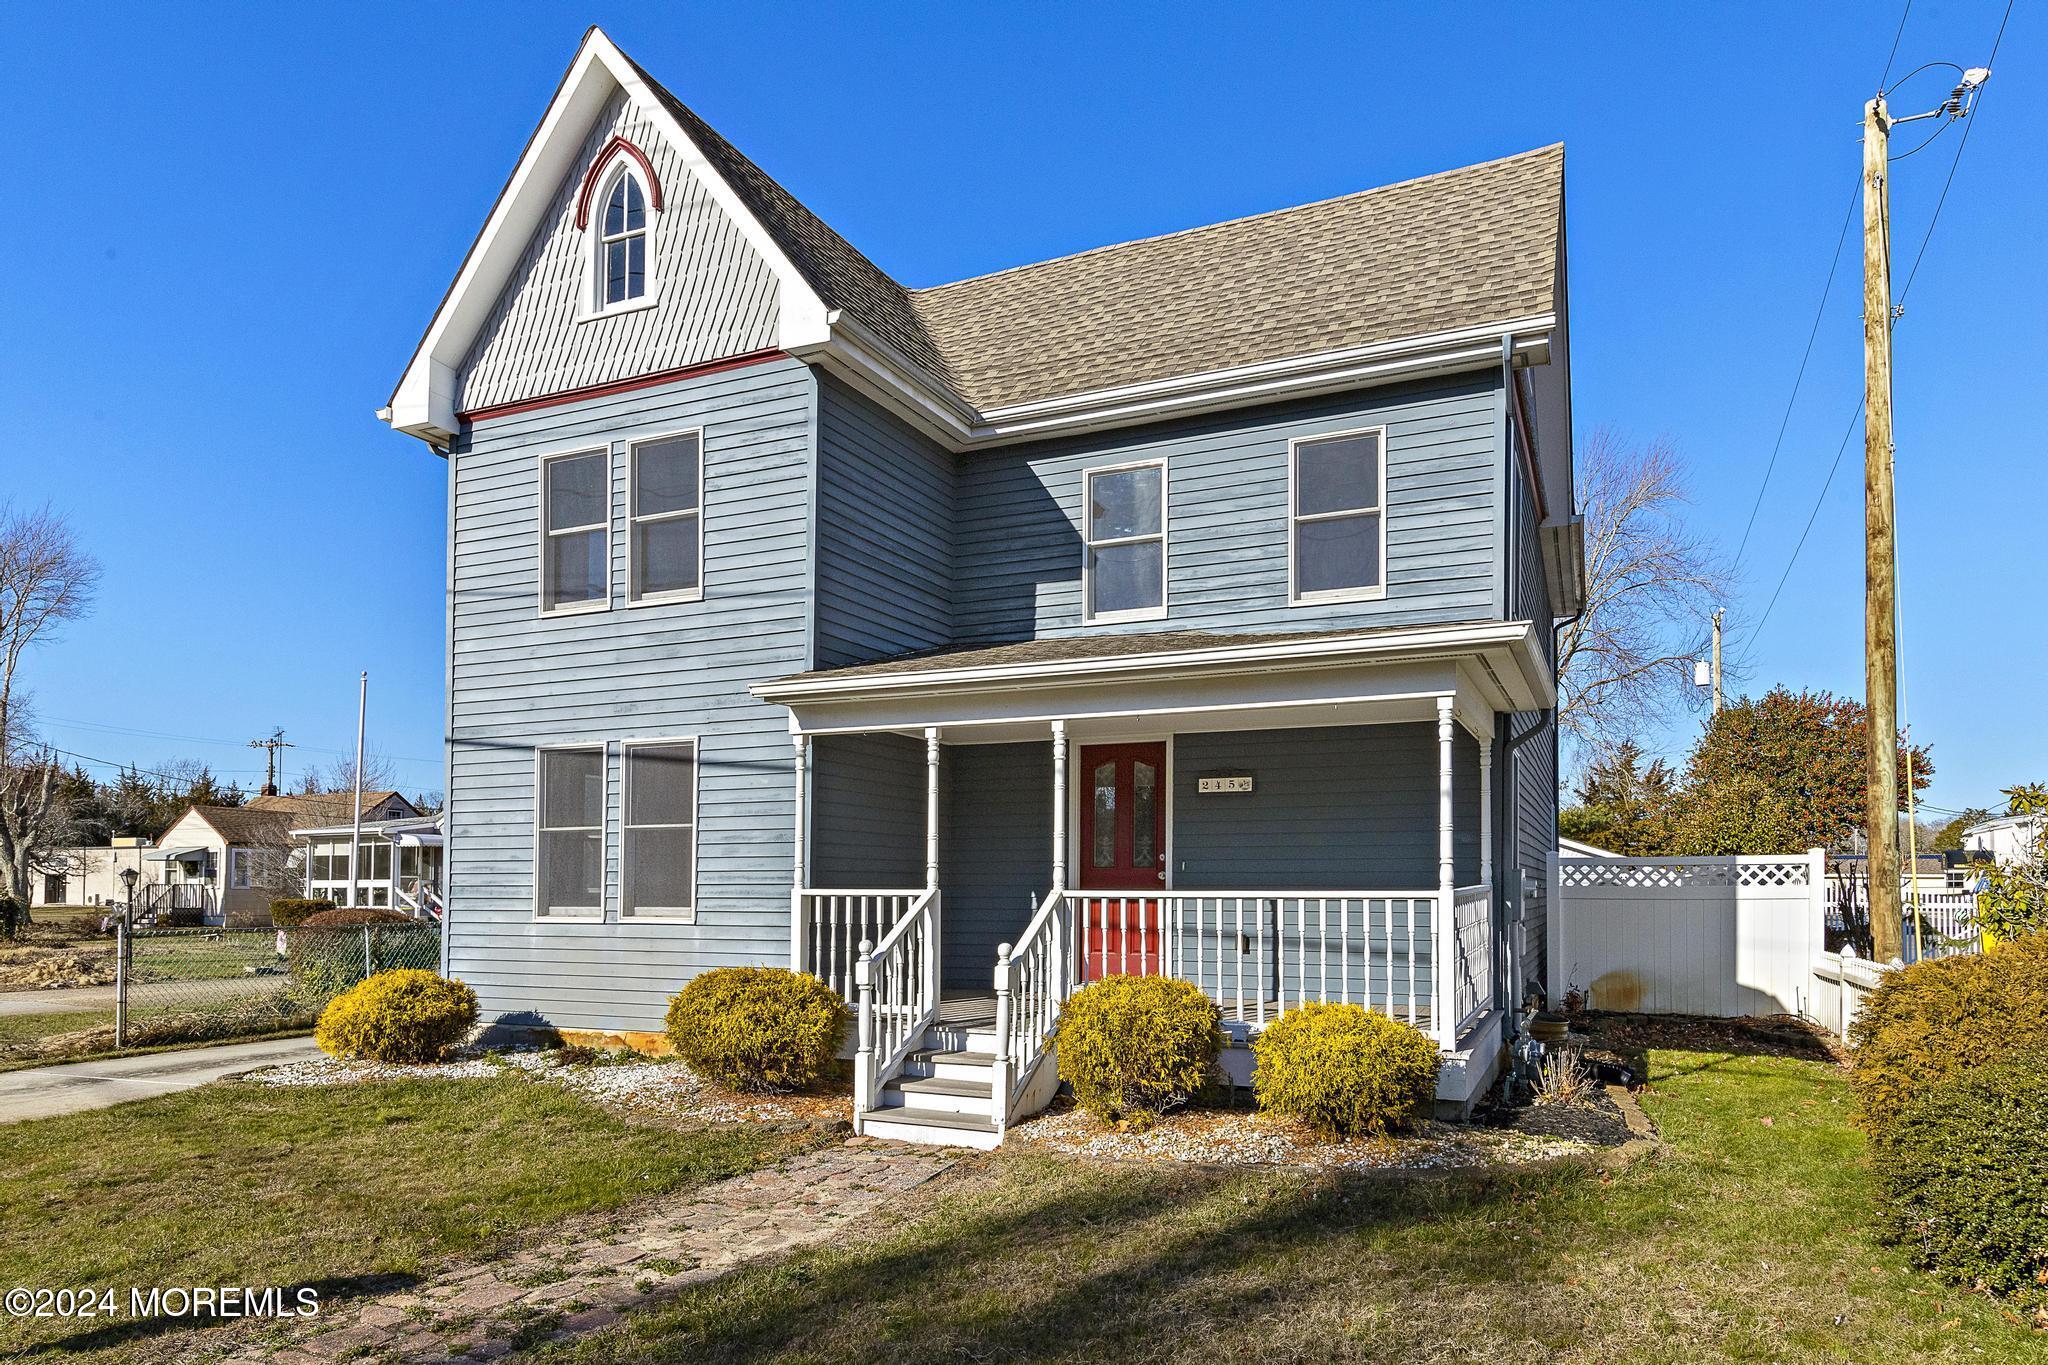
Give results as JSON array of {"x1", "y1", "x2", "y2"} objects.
[
  {"x1": 1897, "y1": 0, "x2": 2013, "y2": 304},
  {"x1": 1746, "y1": 402, "x2": 1863, "y2": 642}
]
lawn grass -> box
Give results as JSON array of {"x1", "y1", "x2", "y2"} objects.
[
  {"x1": 0, "y1": 1074, "x2": 809, "y2": 1361},
  {"x1": 537, "y1": 1046, "x2": 2031, "y2": 1363},
  {"x1": 0, "y1": 1008, "x2": 109, "y2": 1047}
]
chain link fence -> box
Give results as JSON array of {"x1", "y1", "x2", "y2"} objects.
[{"x1": 113, "y1": 923, "x2": 442, "y2": 1049}]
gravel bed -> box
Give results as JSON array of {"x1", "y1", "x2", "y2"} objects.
[
  {"x1": 251, "y1": 1047, "x2": 852, "y2": 1127},
  {"x1": 1010, "y1": 1100, "x2": 1603, "y2": 1172}
]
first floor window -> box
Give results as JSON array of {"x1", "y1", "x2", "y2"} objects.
[
  {"x1": 538, "y1": 747, "x2": 604, "y2": 916},
  {"x1": 1291, "y1": 429, "x2": 1385, "y2": 600},
  {"x1": 543, "y1": 450, "x2": 609, "y2": 611},
  {"x1": 1084, "y1": 461, "x2": 1165, "y2": 620},
  {"x1": 623, "y1": 741, "x2": 696, "y2": 918},
  {"x1": 630, "y1": 433, "x2": 702, "y2": 601}
]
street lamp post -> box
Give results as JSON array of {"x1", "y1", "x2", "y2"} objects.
[{"x1": 116, "y1": 866, "x2": 139, "y2": 1047}]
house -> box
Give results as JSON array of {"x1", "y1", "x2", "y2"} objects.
[
  {"x1": 1962, "y1": 811, "x2": 2042, "y2": 867},
  {"x1": 147, "y1": 791, "x2": 419, "y2": 926},
  {"x1": 1557, "y1": 836, "x2": 1618, "y2": 859},
  {"x1": 26, "y1": 838, "x2": 155, "y2": 909},
  {"x1": 380, "y1": 29, "x2": 1580, "y2": 1146},
  {"x1": 290, "y1": 811, "x2": 445, "y2": 916}
]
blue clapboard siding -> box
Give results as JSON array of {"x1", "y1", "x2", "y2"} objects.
[
  {"x1": 814, "y1": 376, "x2": 955, "y2": 666},
  {"x1": 1172, "y1": 725, "x2": 1480, "y2": 890},
  {"x1": 952, "y1": 377, "x2": 1501, "y2": 643},
  {"x1": 938, "y1": 743, "x2": 1051, "y2": 990},
  {"x1": 810, "y1": 732, "x2": 924, "y2": 887},
  {"x1": 445, "y1": 355, "x2": 815, "y2": 1034}
]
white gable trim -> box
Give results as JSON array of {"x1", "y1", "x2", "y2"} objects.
[{"x1": 382, "y1": 28, "x2": 829, "y2": 445}]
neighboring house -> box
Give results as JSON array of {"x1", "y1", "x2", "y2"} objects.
[
  {"x1": 1557, "y1": 836, "x2": 1618, "y2": 859},
  {"x1": 1831, "y1": 851, "x2": 1956, "y2": 895},
  {"x1": 290, "y1": 812, "x2": 445, "y2": 916},
  {"x1": 1963, "y1": 811, "x2": 2043, "y2": 867},
  {"x1": 380, "y1": 30, "x2": 1581, "y2": 1146},
  {"x1": 26, "y1": 838, "x2": 155, "y2": 908},
  {"x1": 149, "y1": 791, "x2": 419, "y2": 927}
]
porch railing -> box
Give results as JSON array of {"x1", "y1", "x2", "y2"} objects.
[
  {"x1": 992, "y1": 888, "x2": 1075, "y2": 1132},
  {"x1": 796, "y1": 889, "x2": 923, "y2": 1003},
  {"x1": 1068, "y1": 890, "x2": 1468, "y2": 1035},
  {"x1": 1451, "y1": 883, "x2": 1494, "y2": 1038},
  {"x1": 852, "y1": 888, "x2": 940, "y2": 1122}
]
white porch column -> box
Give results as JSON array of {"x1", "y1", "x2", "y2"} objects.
[
  {"x1": 1435, "y1": 696, "x2": 1457, "y2": 1050},
  {"x1": 1050, "y1": 720, "x2": 1069, "y2": 892},
  {"x1": 924, "y1": 727, "x2": 941, "y2": 892},
  {"x1": 790, "y1": 733, "x2": 808, "y2": 971},
  {"x1": 1478, "y1": 743, "x2": 1493, "y2": 888}
]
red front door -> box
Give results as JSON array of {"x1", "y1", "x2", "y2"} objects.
[{"x1": 1079, "y1": 742, "x2": 1166, "y2": 977}]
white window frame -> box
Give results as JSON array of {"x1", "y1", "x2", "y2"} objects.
[
  {"x1": 538, "y1": 447, "x2": 612, "y2": 617},
  {"x1": 229, "y1": 848, "x2": 255, "y2": 890},
  {"x1": 582, "y1": 163, "x2": 660, "y2": 322},
  {"x1": 627, "y1": 429, "x2": 706, "y2": 606},
  {"x1": 534, "y1": 743, "x2": 607, "y2": 921},
  {"x1": 1288, "y1": 426, "x2": 1389, "y2": 606},
  {"x1": 620, "y1": 736, "x2": 700, "y2": 923},
  {"x1": 1081, "y1": 458, "x2": 1169, "y2": 624}
]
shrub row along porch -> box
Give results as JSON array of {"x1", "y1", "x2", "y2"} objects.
[{"x1": 754, "y1": 625, "x2": 1552, "y2": 1146}]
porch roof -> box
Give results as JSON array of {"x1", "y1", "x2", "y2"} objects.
[{"x1": 754, "y1": 620, "x2": 1552, "y2": 738}]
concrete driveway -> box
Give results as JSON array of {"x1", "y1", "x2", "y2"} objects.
[{"x1": 0, "y1": 1035, "x2": 322, "y2": 1123}]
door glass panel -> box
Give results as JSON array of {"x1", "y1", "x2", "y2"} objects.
[
  {"x1": 1132, "y1": 761, "x2": 1158, "y2": 869},
  {"x1": 1092, "y1": 762, "x2": 1117, "y2": 869}
]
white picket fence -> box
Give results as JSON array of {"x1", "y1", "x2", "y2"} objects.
[{"x1": 1550, "y1": 850, "x2": 1981, "y2": 1027}]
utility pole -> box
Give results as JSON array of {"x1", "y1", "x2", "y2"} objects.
[
  {"x1": 1710, "y1": 609, "x2": 1724, "y2": 715},
  {"x1": 349, "y1": 673, "x2": 367, "y2": 910},
  {"x1": 1862, "y1": 93, "x2": 1904, "y2": 964},
  {"x1": 248, "y1": 728, "x2": 293, "y2": 798}
]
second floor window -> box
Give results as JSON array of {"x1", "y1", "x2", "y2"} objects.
[
  {"x1": 1084, "y1": 461, "x2": 1166, "y2": 621},
  {"x1": 598, "y1": 169, "x2": 649, "y2": 307},
  {"x1": 1291, "y1": 429, "x2": 1386, "y2": 602},
  {"x1": 543, "y1": 450, "x2": 609, "y2": 612},
  {"x1": 630, "y1": 432, "x2": 702, "y2": 602}
]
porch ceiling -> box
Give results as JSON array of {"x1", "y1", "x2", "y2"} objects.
[{"x1": 754, "y1": 620, "x2": 1549, "y2": 739}]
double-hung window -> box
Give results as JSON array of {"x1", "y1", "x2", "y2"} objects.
[
  {"x1": 1083, "y1": 461, "x2": 1166, "y2": 622},
  {"x1": 542, "y1": 450, "x2": 609, "y2": 612},
  {"x1": 622, "y1": 741, "x2": 696, "y2": 920},
  {"x1": 536, "y1": 747, "x2": 604, "y2": 918},
  {"x1": 1290, "y1": 429, "x2": 1386, "y2": 602},
  {"x1": 629, "y1": 433, "x2": 702, "y2": 602}
]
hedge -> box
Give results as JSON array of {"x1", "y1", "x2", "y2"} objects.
[
  {"x1": 269, "y1": 898, "x2": 336, "y2": 927},
  {"x1": 665, "y1": 967, "x2": 845, "y2": 1092},
  {"x1": 1873, "y1": 1049, "x2": 2048, "y2": 1310},
  {"x1": 1253, "y1": 1003, "x2": 1440, "y2": 1137},
  {"x1": 1848, "y1": 931, "x2": 2048, "y2": 1133},
  {"x1": 1055, "y1": 975, "x2": 1222, "y2": 1127}
]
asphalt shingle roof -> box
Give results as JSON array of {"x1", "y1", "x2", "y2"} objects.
[{"x1": 631, "y1": 56, "x2": 1563, "y2": 415}]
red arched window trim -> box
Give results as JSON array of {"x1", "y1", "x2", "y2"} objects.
[{"x1": 574, "y1": 137, "x2": 665, "y2": 230}]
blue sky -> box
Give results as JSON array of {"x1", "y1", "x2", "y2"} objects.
[{"x1": 0, "y1": 2, "x2": 2037, "y2": 817}]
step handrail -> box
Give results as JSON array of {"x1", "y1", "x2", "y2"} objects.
[
  {"x1": 992, "y1": 887, "x2": 1072, "y2": 1134},
  {"x1": 852, "y1": 886, "x2": 940, "y2": 1129}
]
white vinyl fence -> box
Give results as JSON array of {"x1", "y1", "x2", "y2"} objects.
[{"x1": 1548, "y1": 851, "x2": 1828, "y2": 1018}]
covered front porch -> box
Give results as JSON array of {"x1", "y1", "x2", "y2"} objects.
[{"x1": 752, "y1": 623, "x2": 1552, "y2": 1144}]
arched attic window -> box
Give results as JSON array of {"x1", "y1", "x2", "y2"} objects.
[{"x1": 597, "y1": 166, "x2": 649, "y2": 307}]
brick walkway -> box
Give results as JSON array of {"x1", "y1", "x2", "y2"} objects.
[{"x1": 222, "y1": 1140, "x2": 961, "y2": 1363}]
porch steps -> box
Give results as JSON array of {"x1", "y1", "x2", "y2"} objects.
[{"x1": 861, "y1": 1003, "x2": 1008, "y2": 1150}]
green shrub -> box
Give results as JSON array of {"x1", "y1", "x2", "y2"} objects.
[
  {"x1": 315, "y1": 968, "x2": 478, "y2": 1063},
  {"x1": 1849, "y1": 931, "x2": 2048, "y2": 1134},
  {"x1": 269, "y1": 898, "x2": 335, "y2": 927},
  {"x1": 1055, "y1": 975, "x2": 1222, "y2": 1127},
  {"x1": 302, "y1": 907, "x2": 414, "y2": 928},
  {"x1": 664, "y1": 967, "x2": 845, "y2": 1093},
  {"x1": 1873, "y1": 1049, "x2": 2048, "y2": 1310},
  {"x1": 0, "y1": 894, "x2": 24, "y2": 940},
  {"x1": 1253, "y1": 1003, "x2": 1440, "y2": 1137}
]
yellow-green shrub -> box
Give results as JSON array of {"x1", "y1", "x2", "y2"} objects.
[
  {"x1": 1055, "y1": 975, "x2": 1222, "y2": 1127},
  {"x1": 1253, "y1": 1003, "x2": 1439, "y2": 1137},
  {"x1": 315, "y1": 969, "x2": 478, "y2": 1063},
  {"x1": 664, "y1": 967, "x2": 845, "y2": 1092},
  {"x1": 1848, "y1": 931, "x2": 2048, "y2": 1134}
]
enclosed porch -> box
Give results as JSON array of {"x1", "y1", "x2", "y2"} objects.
[{"x1": 752, "y1": 623, "x2": 1552, "y2": 1146}]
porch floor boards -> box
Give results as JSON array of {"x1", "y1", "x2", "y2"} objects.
[{"x1": 938, "y1": 989, "x2": 1438, "y2": 1033}]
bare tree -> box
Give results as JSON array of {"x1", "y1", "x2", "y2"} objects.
[
  {"x1": 1555, "y1": 431, "x2": 1731, "y2": 756},
  {"x1": 0, "y1": 506, "x2": 101, "y2": 908},
  {"x1": 314, "y1": 751, "x2": 400, "y2": 794}
]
